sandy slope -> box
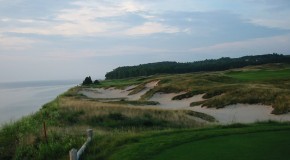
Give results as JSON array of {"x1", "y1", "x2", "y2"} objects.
[
  {"x1": 149, "y1": 93, "x2": 204, "y2": 109},
  {"x1": 79, "y1": 81, "x2": 158, "y2": 101},
  {"x1": 191, "y1": 104, "x2": 290, "y2": 124},
  {"x1": 79, "y1": 81, "x2": 290, "y2": 124}
]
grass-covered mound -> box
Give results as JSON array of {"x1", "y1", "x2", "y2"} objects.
[
  {"x1": 0, "y1": 87, "x2": 207, "y2": 159},
  {"x1": 92, "y1": 63, "x2": 290, "y2": 114}
]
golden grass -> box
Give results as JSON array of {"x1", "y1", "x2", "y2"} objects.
[{"x1": 59, "y1": 97, "x2": 205, "y2": 128}]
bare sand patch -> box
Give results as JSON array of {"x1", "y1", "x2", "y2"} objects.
[
  {"x1": 79, "y1": 81, "x2": 159, "y2": 101},
  {"x1": 150, "y1": 93, "x2": 204, "y2": 109},
  {"x1": 80, "y1": 88, "x2": 128, "y2": 99},
  {"x1": 128, "y1": 81, "x2": 159, "y2": 100},
  {"x1": 191, "y1": 104, "x2": 290, "y2": 124}
]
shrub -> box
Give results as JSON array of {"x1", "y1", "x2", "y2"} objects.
[
  {"x1": 94, "y1": 80, "x2": 100, "y2": 85},
  {"x1": 82, "y1": 76, "x2": 93, "y2": 85}
]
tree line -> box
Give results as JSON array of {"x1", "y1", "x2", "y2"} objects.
[{"x1": 105, "y1": 53, "x2": 290, "y2": 79}]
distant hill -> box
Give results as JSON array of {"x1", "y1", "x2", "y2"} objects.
[{"x1": 105, "y1": 53, "x2": 290, "y2": 79}]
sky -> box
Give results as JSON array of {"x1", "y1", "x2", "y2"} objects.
[{"x1": 0, "y1": 0, "x2": 290, "y2": 82}]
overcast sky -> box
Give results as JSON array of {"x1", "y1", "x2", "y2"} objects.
[{"x1": 0, "y1": 0, "x2": 290, "y2": 82}]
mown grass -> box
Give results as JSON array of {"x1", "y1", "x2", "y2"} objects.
[
  {"x1": 226, "y1": 69, "x2": 290, "y2": 81},
  {"x1": 108, "y1": 122, "x2": 290, "y2": 160},
  {"x1": 152, "y1": 129, "x2": 290, "y2": 160}
]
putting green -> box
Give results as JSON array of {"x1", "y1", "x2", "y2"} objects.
[
  {"x1": 152, "y1": 130, "x2": 290, "y2": 160},
  {"x1": 226, "y1": 69, "x2": 290, "y2": 81}
]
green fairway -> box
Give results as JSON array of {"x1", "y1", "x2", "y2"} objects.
[
  {"x1": 152, "y1": 130, "x2": 290, "y2": 160},
  {"x1": 226, "y1": 69, "x2": 290, "y2": 81},
  {"x1": 109, "y1": 124, "x2": 290, "y2": 160}
]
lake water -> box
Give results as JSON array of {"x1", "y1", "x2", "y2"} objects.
[{"x1": 0, "y1": 80, "x2": 80, "y2": 125}]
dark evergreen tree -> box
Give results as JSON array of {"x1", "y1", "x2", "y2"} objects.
[
  {"x1": 82, "y1": 76, "x2": 93, "y2": 85},
  {"x1": 93, "y1": 79, "x2": 100, "y2": 85},
  {"x1": 105, "y1": 53, "x2": 290, "y2": 79}
]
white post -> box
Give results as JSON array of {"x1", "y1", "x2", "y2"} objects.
[
  {"x1": 87, "y1": 129, "x2": 93, "y2": 140},
  {"x1": 70, "y1": 129, "x2": 93, "y2": 160},
  {"x1": 69, "y1": 148, "x2": 77, "y2": 160}
]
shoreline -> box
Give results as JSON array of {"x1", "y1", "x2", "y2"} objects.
[{"x1": 0, "y1": 81, "x2": 78, "y2": 125}]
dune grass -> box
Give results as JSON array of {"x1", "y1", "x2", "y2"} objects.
[
  {"x1": 128, "y1": 83, "x2": 146, "y2": 95},
  {"x1": 106, "y1": 100, "x2": 160, "y2": 106},
  {"x1": 88, "y1": 77, "x2": 156, "y2": 89},
  {"x1": 190, "y1": 100, "x2": 206, "y2": 107},
  {"x1": 80, "y1": 64, "x2": 290, "y2": 114},
  {"x1": 79, "y1": 64, "x2": 290, "y2": 115},
  {"x1": 0, "y1": 88, "x2": 207, "y2": 159},
  {"x1": 109, "y1": 64, "x2": 290, "y2": 114}
]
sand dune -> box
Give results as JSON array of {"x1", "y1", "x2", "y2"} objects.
[
  {"x1": 191, "y1": 104, "x2": 290, "y2": 124},
  {"x1": 80, "y1": 81, "x2": 290, "y2": 124},
  {"x1": 79, "y1": 81, "x2": 159, "y2": 101},
  {"x1": 149, "y1": 93, "x2": 204, "y2": 109}
]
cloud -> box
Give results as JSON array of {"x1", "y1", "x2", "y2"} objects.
[
  {"x1": 0, "y1": 34, "x2": 37, "y2": 50},
  {"x1": 52, "y1": 21, "x2": 115, "y2": 36},
  {"x1": 56, "y1": 0, "x2": 146, "y2": 22},
  {"x1": 221, "y1": 0, "x2": 290, "y2": 30},
  {"x1": 1, "y1": 19, "x2": 124, "y2": 37},
  {"x1": 0, "y1": 0, "x2": 180, "y2": 36},
  {"x1": 125, "y1": 22, "x2": 181, "y2": 35},
  {"x1": 250, "y1": 19, "x2": 290, "y2": 30},
  {"x1": 38, "y1": 45, "x2": 171, "y2": 60},
  {"x1": 2, "y1": 0, "x2": 287, "y2": 38},
  {"x1": 190, "y1": 34, "x2": 290, "y2": 55},
  {"x1": 0, "y1": 18, "x2": 10, "y2": 22}
]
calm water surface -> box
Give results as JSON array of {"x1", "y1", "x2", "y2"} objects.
[{"x1": 0, "y1": 80, "x2": 80, "y2": 125}]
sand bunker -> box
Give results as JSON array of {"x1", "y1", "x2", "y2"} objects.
[
  {"x1": 192, "y1": 104, "x2": 290, "y2": 124},
  {"x1": 80, "y1": 81, "x2": 290, "y2": 124},
  {"x1": 149, "y1": 93, "x2": 204, "y2": 109},
  {"x1": 79, "y1": 81, "x2": 159, "y2": 101}
]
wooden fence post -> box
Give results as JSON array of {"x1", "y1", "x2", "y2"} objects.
[
  {"x1": 69, "y1": 129, "x2": 93, "y2": 160},
  {"x1": 87, "y1": 129, "x2": 93, "y2": 140},
  {"x1": 43, "y1": 121, "x2": 48, "y2": 144},
  {"x1": 70, "y1": 148, "x2": 77, "y2": 160}
]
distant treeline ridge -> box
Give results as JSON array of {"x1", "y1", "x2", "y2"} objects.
[{"x1": 105, "y1": 53, "x2": 290, "y2": 79}]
